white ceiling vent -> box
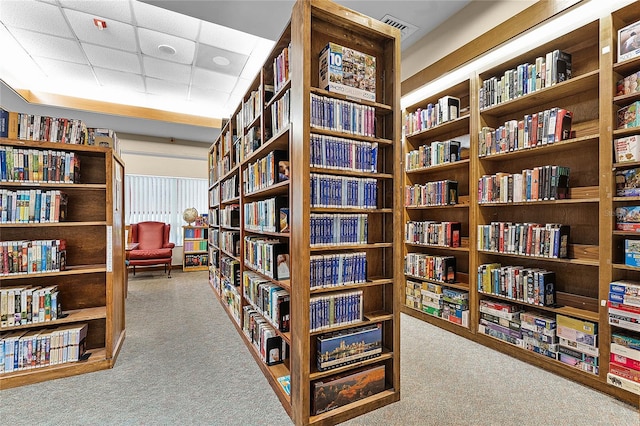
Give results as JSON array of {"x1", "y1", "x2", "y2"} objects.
[{"x1": 380, "y1": 14, "x2": 419, "y2": 39}]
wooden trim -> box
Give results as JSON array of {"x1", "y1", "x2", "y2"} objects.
[
  {"x1": 14, "y1": 89, "x2": 223, "y2": 129},
  {"x1": 401, "y1": 0, "x2": 583, "y2": 96}
]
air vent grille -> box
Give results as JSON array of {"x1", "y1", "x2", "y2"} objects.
[{"x1": 380, "y1": 14, "x2": 419, "y2": 39}]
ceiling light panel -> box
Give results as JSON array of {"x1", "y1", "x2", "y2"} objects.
[
  {"x1": 145, "y1": 76, "x2": 188, "y2": 98},
  {"x1": 137, "y1": 28, "x2": 195, "y2": 64},
  {"x1": 58, "y1": 0, "x2": 133, "y2": 23},
  {"x1": 64, "y1": 9, "x2": 138, "y2": 51},
  {"x1": 8, "y1": 28, "x2": 87, "y2": 64},
  {"x1": 189, "y1": 87, "x2": 229, "y2": 106},
  {"x1": 82, "y1": 43, "x2": 141, "y2": 73},
  {"x1": 191, "y1": 67, "x2": 237, "y2": 92},
  {"x1": 199, "y1": 20, "x2": 259, "y2": 56},
  {"x1": 1, "y1": 0, "x2": 74, "y2": 38},
  {"x1": 142, "y1": 56, "x2": 191, "y2": 85},
  {"x1": 132, "y1": 0, "x2": 200, "y2": 41},
  {"x1": 94, "y1": 67, "x2": 145, "y2": 92},
  {"x1": 195, "y1": 44, "x2": 248, "y2": 76}
]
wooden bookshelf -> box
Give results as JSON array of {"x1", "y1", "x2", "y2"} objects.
[
  {"x1": 400, "y1": 0, "x2": 640, "y2": 407},
  {"x1": 182, "y1": 225, "x2": 209, "y2": 272},
  {"x1": 0, "y1": 137, "x2": 125, "y2": 389},
  {"x1": 207, "y1": 1, "x2": 401, "y2": 424}
]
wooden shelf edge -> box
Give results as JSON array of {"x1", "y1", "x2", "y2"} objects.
[
  {"x1": 309, "y1": 350, "x2": 394, "y2": 381},
  {"x1": 405, "y1": 158, "x2": 470, "y2": 174},
  {"x1": 1, "y1": 265, "x2": 107, "y2": 280},
  {"x1": 404, "y1": 114, "x2": 471, "y2": 141},
  {"x1": 308, "y1": 389, "x2": 399, "y2": 425},
  {"x1": 310, "y1": 278, "x2": 394, "y2": 294},
  {"x1": 478, "y1": 134, "x2": 599, "y2": 161},
  {"x1": 0, "y1": 306, "x2": 107, "y2": 332}
]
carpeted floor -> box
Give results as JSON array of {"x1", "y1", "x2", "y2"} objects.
[{"x1": 1, "y1": 270, "x2": 639, "y2": 425}]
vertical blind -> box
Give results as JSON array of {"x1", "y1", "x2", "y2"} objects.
[{"x1": 125, "y1": 174, "x2": 208, "y2": 246}]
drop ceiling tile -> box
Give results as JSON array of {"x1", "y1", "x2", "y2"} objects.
[
  {"x1": 145, "y1": 77, "x2": 188, "y2": 99},
  {"x1": 198, "y1": 20, "x2": 258, "y2": 56},
  {"x1": 195, "y1": 43, "x2": 247, "y2": 76},
  {"x1": 64, "y1": 8, "x2": 138, "y2": 52},
  {"x1": 240, "y1": 38, "x2": 274, "y2": 80},
  {"x1": 0, "y1": 24, "x2": 47, "y2": 84},
  {"x1": 94, "y1": 67, "x2": 145, "y2": 92},
  {"x1": 58, "y1": 0, "x2": 133, "y2": 23},
  {"x1": 132, "y1": 0, "x2": 199, "y2": 41},
  {"x1": 83, "y1": 43, "x2": 141, "y2": 73},
  {"x1": 189, "y1": 87, "x2": 229, "y2": 107},
  {"x1": 1, "y1": 0, "x2": 74, "y2": 38},
  {"x1": 34, "y1": 57, "x2": 95, "y2": 85},
  {"x1": 9, "y1": 28, "x2": 87, "y2": 64},
  {"x1": 138, "y1": 28, "x2": 195, "y2": 65},
  {"x1": 142, "y1": 56, "x2": 191, "y2": 85},
  {"x1": 191, "y1": 68, "x2": 236, "y2": 93}
]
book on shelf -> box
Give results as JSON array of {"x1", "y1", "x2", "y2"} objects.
[
  {"x1": 405, "y1": 139, "x2": 462, "y2": 170},
  {"x1": 277, "y1": 375, "x2": 291, "y2": 396},
  {"x1": 310, "y1": 133, "x2": 378, "y2": 173},
  {"x1": 618, "y1": 20, "x2": 640, "y2": 62},
  {"x1": 279, "y1": 207, "x2": 289, "y2": 233},
  {"x1": 310, "y1": 252, "x2": 367, "y2": 289},
  {"x1": 185, "y1": 253, "x2": 208, "y2": 267},
  {"x1": 617, "y1": 101, "x2": 640, "y2": 129},
  {"x1": 316, "y1": 323, "x2": 382, "y2": 371},
  {"x1": 319, "y1": 42, "x2": 376, "y2": 102},
  {"x1": 615, "y1": 135, "x2": 640, "y2": 163},
  {"x1": 616, "y1": 206, "x2": 640, "y2": 231},
  {"x1": 311, "y1": 364, "x2": 385, "y2": 415},
  {"x1": 0, "y1": 146, "x2": 81, "y2": 183},
  {"x1": 311, "y1": 174, "x2": 377, "y2": 209},
  {"x1": 310, "y1": 94, "x2": 376, "y2": 137},
  {"x1": 616, "y1": 71, "x2": 640, "y2": 96},
  {"x1": 404, "y1": 253, "x2": 456, "y2": 284}
]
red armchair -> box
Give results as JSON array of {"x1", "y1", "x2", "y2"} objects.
[{"x1": 128, "y1": 222, "x2": 175, "y2": 278}]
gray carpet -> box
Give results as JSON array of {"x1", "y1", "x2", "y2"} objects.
[{"x1": 1, "y1": 270, "x2": 639, "y2": 425}]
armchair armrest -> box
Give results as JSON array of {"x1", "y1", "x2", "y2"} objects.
[{"x1": 164, "y1": 243, "x2": 176, "y2": 249}]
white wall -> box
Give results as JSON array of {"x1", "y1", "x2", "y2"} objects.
[{"x1": 401, "y1": 0, "x2": 536, "y2": 82}]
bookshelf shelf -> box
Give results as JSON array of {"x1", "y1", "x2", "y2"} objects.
[
  {"x1": 309, "y1": 349, "x2": 394, "y2": 381},
  {"x1": 208, "y1": 1, "x2": 401, "y2": 423},
  {"x1": 404, "y1": 273, "x2": 470, "y2": 291},
  {"x1": 406, "y1": 159, "x2": 470, "y2": 175},
  {"x1": 405, "y1": 114, "x2": 471, "y2": 142},
  {"x1": 0, "y1": 137, "x2": 125, "y2": 389},
  {"x1": 220, "y1": 196, "x2": 240, "y2": 205},
  {"x1": 478, "y1": 250, "x2": 599, "y2": 266},
  {"x1": 613, "y1": 91, "x2": 640, "y2": 104},
  {"x1": 405, "y1": 242, "x2": 469, "y2": 252},
  {"x1": 478, "y1": 134, "x2": 599, "y2": 161},
  {"x1": 478, "y1": 291, "x2": 599, "y2": 320}
]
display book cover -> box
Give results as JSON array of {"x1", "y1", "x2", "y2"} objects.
[
  {"x1": 312, "y1": 364, "x2": 386, "y2": 415},
  {"x1": 316, "y1": 323, "x2": 383, "y2": 371}
]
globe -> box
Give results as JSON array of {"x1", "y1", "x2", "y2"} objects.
[{"x1": 183, "y1": 207, "x2": 199, "y2": 225}]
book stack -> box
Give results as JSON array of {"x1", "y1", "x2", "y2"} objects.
[
  {"x1": 477, "y1": 263, "x2": 556, "y2": 307},
  {"x1": 309, "y1": 252, "x2": 367, "y2": 289},
  {"x1": 404, "y1": 253, "x2": 456, "y2": 284},
  {"x1": 309, "y1": 290, "x2": 363, "y2": 332},
  {"x1": 310, "y1": 174, "x2": 377, "y2": 209},
  {"x1": 478, "y1": 299, "x2": 523, "y2": 346},
  {"x1": 310, "y1": 134, "x2": 378, "y2": 172},
  {"x1": 0, "y1": 146, "x2": 80, "y2": 183},
  {"x1": 0, "y1": 240, "x2": 66, "y2": 275},
  {"x1": 441, "y1": 288, "x2": 469, "y2": 326},
  {"x1": 478, "y1": 107, "x2": 573, "y2": 157},
  {"x1": 608, "y1": 331, "x2": 640, "y2": 395},
  {"x1": 477, "y1": 222, "x2": 570, "y2": 258},
  {"x1": 243, "y1": 236, "x2": 290, "y2": 280},
  {"x1": 521, "y1": 311, "x2": 559, "y2": 360},
  {"x1": 1, "y1": 189, "x2": 68, "y2": 223},
  {"x1": 609, "y1": 281, "x2": 640, "y2": 332},
  {"x1": 477, "y1": 165, "x2": 570, "y2": 203},
  {"x1": 403, "y1": 96, "x2": 461, "y2": 136},
  {"x1": 310, "y1": 94, "x2": 375, "y2": 137},
  {"x1": 405, "y1": 139, "x2": 462, "y2": 170},
  {"x1": 404, "y1": 280, "x2": 423, "y2": 311},
  {"x1": 0, "y1": 285, "x2": 59, "y2": 327},
  {"x1": 417, "y1": 281, "x2": 443, "y2": 317},
  {"x1": 479, "y1": 50, "x2": 571, "y2": 109},
  {"x1": 404, "y1": 180, "x2": 458, "y2": 207},
  {"x1": 556, "y1": 314, "x2": 599, "y2": 375},
  {"x1": 242, "y1": 271, "x2": 290, "y2": 332},
  {"x1": 404, "y1": 221, "x2": 461, "y2": 248},
  {"x1": 242, "y1": 305, "x2": 285, "y2": 366}
]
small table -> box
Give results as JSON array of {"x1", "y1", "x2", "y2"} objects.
[{"x1": 124, "y1": 243, "x2": 139, "y2": 295}]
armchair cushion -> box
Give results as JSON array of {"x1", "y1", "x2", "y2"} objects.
[{"x1": 129, "y1": 248, "x2": 173, "y2": 260}]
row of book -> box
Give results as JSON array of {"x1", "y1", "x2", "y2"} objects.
[
  {"x1": 243, "y1": 125, "x2": 266, "y2": 160},
  {"x1": 273, "y1": 43, "x2": 290, "y2": 93},
  {"x1": 0, "y1": 323, "x2": 88, "y2": 374},
  {"x1": 0, "y1": 146, "x2": 81, "y2": 183},
  {"x1": 310, "y1": 134, "x2": 378, "y2": 173},
  {"x1": 1, "y1": 240, "x2": 66, "y2": 276},
  {"x1": 242, "y1": 271, "x2": 290, "y2": 332},
  {"x1": 405, "y1": 221, "x2": 461, "y2": 248},
  {"x1": 0, "y1": 108, "x2": 88, "y2": 145},
  {"x1": 209, "y1": 229, "x2": 219, "y2": 248},
  {"x1": 310, "y1": 94, "x2": 376, "y2": 137},
  {"x1": 242, "y1": 88, "x2": 261, "y2": 129},
  {"x1": 1, "y1": 189, "x2": 68, "y2": 224},
  {"x1": 243, "y1": 236, "x2": 290, "y2": 281},
  {"x1": 310, "y1": 213, "x2": 368, "y2": 246},
  {"x1": 616, "y1": 167, "x2": 640, "y2": 197},
  {"x1": 209, "y1": 188, "x2": 220, "y2": 207},
  {"x1": 310, "y1": 290, "x2": 363, "y2": 332},
  {"x1": 478, "y1": 300, "x2": 599, "y2": 375},
  {"x1": 403, "y1": 95, "x2": 461, "y2": 136},
  {"x1": 183, "y1": 227, "x2": 207, "y2": 240},
  {"x1": 316, "y1": 323, "x2": 382, "y2": 372},
  {"x1": 478, "y1": 107, "x2": 573, "y2": 157},
  {"x1": 477, "y1": 222, "x2": 570, "y2": 259},
  {"x1": 607, "y1": 281, "x2": 640, "y2": 394},
  {"x1": 244, "y1": 196, "x2": 288, "y2": 233},
  {"x1": 478, "y1": 165, "x2": 570, "y2": 204},
  {"x1": 184, "y1": 240, "x2": 207, "y2": 252},
  {"x1": 243, "y1": 150, "x2": 289, "y2": 195},
  {"x1": 242, "y1": 305, "x2": 287, "y2": 366},
  {"x1": 309, "y1": 252, "x2": 367, "y2": 290},
  {"x1": 220, "y1": 204, "x2": 239, "y2": 228},
  {"x1": 403, "y1": 253, "x2": 456, "y2": 284},
  {"x1": 220, "y1": 256, "x2": 240, "y2": 286},
  {"x1": 1, "y1": 285, "x2": 60, "y2": 327},
  {"x1": 220, "y1": 230, "x2": 240, "y2": 257},
  {"x1": 479, "y1": 50, "x2": 571, "y2": 109},
  {"x1": 618, "y1": 101, "x2": 640, "y2": 130},
  {"x1": 310, "y1": 174, "x2": 378, "y2": 209},
  {"x1": 477, "y1": 263, "x2": 556, "y2": 307},
  {"x1": 221, "y1": 175, "x2": 239, "y2": 201},
  {"x1": 270, "y1": 89, "x2": 290, "y2": 136},
  {"x1": 404, "y1": 179, "x2": 458, "y2": 207},
  {"x1": 405, "y1": 139, "x2": 463, "y2": 171}
]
